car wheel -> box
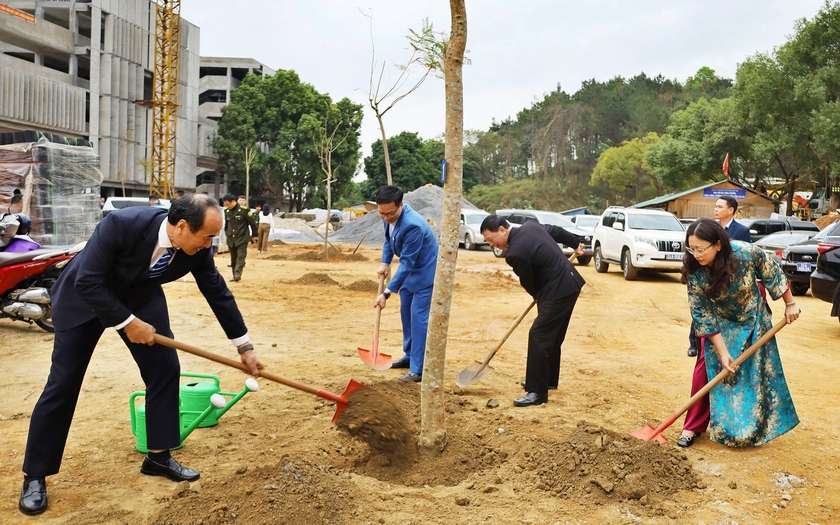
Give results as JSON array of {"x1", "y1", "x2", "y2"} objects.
[
  {"x1": 791, "y1": 282, "x2": 809, "y2": 296},
  {"x1": 464, "y1": 234, "x2": 474, "y2": 251},
  {"x1": 576, "y1": 255, "x2": 592, "y2": 266},
  {"x1": 621, "y1": 249, "x2": 638, "y2": 281},
  {"x1": 594, "y1": 246, "x2": 609, "y2": 273},
  {"x1": 493, "y1": 246, "x2": 506, "y2": 258}
]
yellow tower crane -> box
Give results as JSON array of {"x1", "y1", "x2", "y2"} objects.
[{"x1": 149, "y1": 0, "x2": 181, "y2": 199}]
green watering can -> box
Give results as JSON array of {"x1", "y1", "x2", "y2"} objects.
[{"x1": 129, "y1": 373, "x2": 259, "y2": 453}]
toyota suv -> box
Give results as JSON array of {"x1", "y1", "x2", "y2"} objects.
[
  {"x1": 493, "y1": 209, "x2": 593, "y2": 264},
  {"x1": 592, "y1": 207, "x2": 685, "y2": 280}
]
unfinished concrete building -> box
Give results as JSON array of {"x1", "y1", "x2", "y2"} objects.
[
  {"x1": 196, "y1": 56, "x2": 274, "y2": 197},
  {"x1": 0, "y1": 0, "x2": 201, "y2": 198}
]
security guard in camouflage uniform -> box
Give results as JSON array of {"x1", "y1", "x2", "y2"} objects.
[{"x1": 222, "y1": 193, "x2": 257, "y2": 282}]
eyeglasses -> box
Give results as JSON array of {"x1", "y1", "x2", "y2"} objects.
[
  {"x1": 378, "y1": 206, "x2": 400, "y2": 219},
  {"x1": 686, "y1": 243, "x2": 714, "y2": 256}
]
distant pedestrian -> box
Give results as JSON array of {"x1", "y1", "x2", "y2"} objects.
[
  {"x1": 222, "y1": 193, "x2": 257, "y2": 282},
  {"x1": 149, "y1": 195, "x2": 162, "y2": 207},
  {"x1": 257, "y1": 205, "x2": 274, "y2": 253}
]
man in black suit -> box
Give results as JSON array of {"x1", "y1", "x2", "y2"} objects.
[
  {"x1": 714, "y1": 196, "x2": 752, "y2": 242},
  {"x1": 18, "y1": 194, "x2": 263, "y2": 515},
  {"x1": 480, "y1": 215, "x2": 586, "y2": 407}
]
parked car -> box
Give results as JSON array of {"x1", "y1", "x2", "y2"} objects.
[
  {"x1": 780, "y1": 219, "x2": 840, "y2": 295},
  {"x1": 679, "y1": 218, "x2": 697, "y2": 229},
  {"x1": 494, "y1": 209, "x2": 593, "y2": 264},
  {"x1": 459, "y1": 210, "x2": 489, "y2": 250},
  {"x1": 738, "y1": 217, "x2": 820, "y2": 242},
  {"x1": 592, "y1": 206, "x2": 685, "y2": 280},
  {"x1": 809, "y1": 245, "x2": 840, "y2": 323},
  {"x1": 101, "y1": 197, "x2": 170, "y2": 217},
  {"x1": 569, "y1": 214, "x2": 601, "y2": 231},
  {"x1": 754, "y1": 230, "x2": 817, "y2": 263}
]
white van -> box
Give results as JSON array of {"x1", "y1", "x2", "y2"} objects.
[{"x1": 102, "y1": 197, "x2": 170, "y2": 217}]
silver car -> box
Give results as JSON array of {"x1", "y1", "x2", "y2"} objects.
[{"x1": 460, "y1": 210, "x2": 489, "y2": 250}]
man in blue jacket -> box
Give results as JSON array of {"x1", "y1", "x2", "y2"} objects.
[{"x1": 373, "y1": 186, "x2": 438, "y2": 382}]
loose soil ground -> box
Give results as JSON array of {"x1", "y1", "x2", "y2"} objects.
[{"x1": 1, "y1": 243, "x2": 838, "y2": 524}]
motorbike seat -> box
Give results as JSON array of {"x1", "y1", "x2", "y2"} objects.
[{"x1": 0, "y1": 246, "x2": 74, "y2": 268}]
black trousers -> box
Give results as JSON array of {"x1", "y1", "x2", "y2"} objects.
[
  {"x1": 22, "y1": 316, "x2": 179, "y2": 478},
  {"x1": 523, "y1": 291, "x2": 580, "y2": 395}
]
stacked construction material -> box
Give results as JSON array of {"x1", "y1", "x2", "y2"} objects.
[{"x1": 0, "y1": 136, "x2": 101, "y2": 245}]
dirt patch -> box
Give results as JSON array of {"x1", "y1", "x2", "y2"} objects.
[
  {"x1": 292, "y1": 248, "x2": 343, "y2": 261},
  {"x1": 147, "y1": 458, "x2": 358, "y2": 525},
  {"x1": 343, "y1": 253, "x2": 367, "y2": 262},
  {"x1": 290, "y1": 273, "x2": 339, "y2": 286},
  {"x1": 340, "y1": 279, "x2": 379, "y2": 293}
]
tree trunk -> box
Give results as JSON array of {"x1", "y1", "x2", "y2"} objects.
[
  {"x1": 420, "y1": 0, "x2": 466, "y2": 454},
  {"x1": 377, "y1": 113, "x2": 393, "y2": 186}
]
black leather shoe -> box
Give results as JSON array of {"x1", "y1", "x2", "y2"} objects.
[
  {"x1": 521, "y1": 382, "x2": 557, "y2": 391},
  {"x1": 687, "y1": 345, "x2": 698, "y2": 357},
  {"x1": 140, "y1": 456, "x2": 200, "y2": 482},
  {"x1": 229, "y1": 276, "x2": 241, "y2": 282},
  {"x1": 513, "y1": 392, "x2": 548, "y2": 407},
  {"x1": 390, "y1": 357, "x2": 410, "y2": 369},
  {"x1": 677, "y1": 432, "x2": 700, "y2": 448},
  {"x1": 398, "y1": 372, "x2": 422, "y2": 382},
  {"x1": 19, "y1": 478, "x2": 47, "y2": 515}
]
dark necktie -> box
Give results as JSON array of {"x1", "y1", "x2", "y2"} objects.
[{"x1": 148, "y1": 247, "x2": 175, "y2": 279}]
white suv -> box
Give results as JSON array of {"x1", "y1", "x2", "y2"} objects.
[
  {"x1": 459, "y1": 210, "x2": 489, "y2": 250},
  {"x1": 592, "y1": 207, "x2": 685, "y2": 280}
]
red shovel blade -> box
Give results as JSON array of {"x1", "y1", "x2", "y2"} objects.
[
  {"x1": 630, "y1": 424, "x2": 669, "y2": 444},
  {"x1": 329, "y1": 379, "x2": 367, "y2": 423},
  {"x1": 357, "y1": 338, "x2": 392, "y2": 371}
]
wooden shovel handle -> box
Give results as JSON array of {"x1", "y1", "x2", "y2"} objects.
[
  {"x1": 477, "y1": 300, "x2": 536, "y2": 367},
  {"x1": 373, "y1": 274, "x2": 385, "y2": 339},
  {"x1": 153, "y1": 334, "x2": 320, "y2": 397},
  {"x1": 672, "y1": 319, "x2": 788, "y2": 420}
]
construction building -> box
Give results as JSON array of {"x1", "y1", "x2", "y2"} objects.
[
  {"x1": 196, "y1": 56, "x2": 274, "y2": 196},
  {"x1": 0, "y1": 0, "x2": 201, "y2": 198}
]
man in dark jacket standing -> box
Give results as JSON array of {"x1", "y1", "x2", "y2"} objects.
[
  {"x1": 18, "y1": 194, "x2": 263, "y2": 515},
  {"x1": 481, "y1": 215, "x2": 586, "y2": 407},
  {"x1": 222, "y1": 193, "x2": 258, "y2": 282}
]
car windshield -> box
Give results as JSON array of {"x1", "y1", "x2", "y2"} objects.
[
  {"x1": 534, "y1": 212, "x2": 574, "y2": 227},
  {"x1": 574, "y1": 216, "x2": 599, "y2": 228},
  {"x1": 627, "y1": 213, "x2": 683, "y2": 231},
  {"x1": 464, "y1": 214, "x2": 488, "y2": 225}
]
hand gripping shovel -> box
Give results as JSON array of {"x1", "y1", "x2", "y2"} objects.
[
  {"x1": 631, "y1": 319, "x2": 787, "y2": 444},
  {"x1": 357, "y1": 274, "x2": 392, "y2": 370},
  {"x1": 455, "y1": 300, "x2": 536, "y2": 388},
  {"x1": 154, "y1": 335, "x2": 365, "y2": 422}
]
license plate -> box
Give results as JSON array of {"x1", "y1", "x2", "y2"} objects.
[
  {"x1": 665, "y1": 253, "x2": 683, "y2": 260},
  {"x1": 796, "y1": 263, "x2": 812, "y2": 272}
]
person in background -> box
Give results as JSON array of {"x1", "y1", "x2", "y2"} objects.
[
  {"x1": 480, "y1": 214, "x2": 585, "y2": 407},
  {"x1": 257, "y1": 204, "x2": 274, "y2": 253},
  {"x1": 99, "y1": 197, "x2": 106, "y2": 210},
  {"x1": 222, "y1": 193, "x2": 257, "y2": 282},
  {"x1": 149, "y1": 195, "x2": 162, "y2": 207},
  {"x1": 17, "y1": 194, "x2": 263, "y2": 516},
  {"x1": 172, "y1": 189, "x2": 186, "y2": 201},
  {"x1": 714, "y1": 196, "x2": 752, "y2": 242},
  {"x1": 680, "y1": 218, "x2": 799, "y2": 448},
  {"x1": 373, "y1": 186, "x2": 438, "y2": 383}
]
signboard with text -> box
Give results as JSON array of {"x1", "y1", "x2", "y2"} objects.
[{"x1": 703, "y1": 188, "x2": 747, "y2": 199}]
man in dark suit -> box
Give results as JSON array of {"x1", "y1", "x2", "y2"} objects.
[
  {"x1": 374, "y1": 186, "x2": 439, "y2": 382},
  {"x1": 714, "y1": 196, "x2": 752, "y2": 242},
  {"x1": 18, "y1": 194, "x2": 263, "y2": 515},
  {"x1": 480, "y1": 215, "x2": 586, "y2": 407}
]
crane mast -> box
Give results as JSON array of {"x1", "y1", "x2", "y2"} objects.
[{"x1": 149, "y1": 0, "x2": 181, "y2": 199}]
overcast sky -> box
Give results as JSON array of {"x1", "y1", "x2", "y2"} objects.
[{"x1": 182, "y1": 1, "x2": 828, "y2": 163}]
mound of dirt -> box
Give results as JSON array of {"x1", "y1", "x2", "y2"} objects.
[
  {"x1": 291, "y1": 273, "x2": 339, "y2": 286},
  {"x1": 521, "y1": 421, "x2": 699, "y2": 503},
  {"x1": 147, "y1": 458, "x2": 358, "y2": 525},
  {"x1": 292, "y1": 248, "x2": 342, "y2": 261},
  {"x1": 343, "y1": 253, "x2": 367, "y2": 262},
  {"x1": 335, "y1": 388, "x2": 414, "y2": 457},
  {"x1": 340, "y1": 279, "x2": 379, "y2": 293}
]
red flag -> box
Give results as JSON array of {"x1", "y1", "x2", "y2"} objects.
[{"x1": 722, "y1": 153, "x2": 730, "y2": 176}]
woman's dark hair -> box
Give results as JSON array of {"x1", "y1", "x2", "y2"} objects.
[
  {"x1": 680, "y1": 218, "x2": 736, "y2": 298},
  {"x1": 168, "y1": 193, "x2": 220, "y2": 233},
  {"x1": 262, "y1": 206, "x2": 271, "y2": 216}
]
